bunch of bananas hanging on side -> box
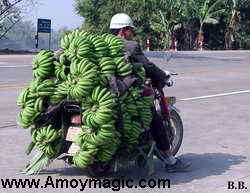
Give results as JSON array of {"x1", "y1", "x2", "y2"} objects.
[
  {"x1": 31, "y1": 125, "x2": 62, "y2": 158},
  {"x1": 102, "y1": 33, "x2": 125, "y2": 57},
  {"x1": 32, "y1": 50, "x2": 54, "y2": 79},
  {"x1": 117, "y1": 87, "x2": 154, "y2": 153},
  {"x1": 132, "y1": 62, "x2": 146, "y2": 86},
  {"x1": 98, "y1": 57, "x2": 116, "y2": 77},
  {"x1": 17, "y1": 88, "x2": 38, "y2": 128},
  {"x1": 17, "y1": 79, "x2": 55, "y2": 129},
  {"x1": 73, "y1": 144, "x2": 98, "y2": 168},
  {"x1": 81, "y1": 86, "x2": 116, "y2": 128},
  {"x1": 97, "y1": 136, "x2": 120, "y2": 162},
  {"x1": 73, "y1": 123, "x2": 121, "y2": 168},
  {"x1": 114, "y1": 56, "x2": 133, "y2": 77},
  {"x1": 17, "y1": 77, "x2": 57, "y2": 128},
  {"x1": 29, "y1": 78, "x2": 56, "y2": 98}
]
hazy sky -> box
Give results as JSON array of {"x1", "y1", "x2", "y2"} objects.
[{"x1": 23, "y1": 0, "x2": 84, "y2": 30}]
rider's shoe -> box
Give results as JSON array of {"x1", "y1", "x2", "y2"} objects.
[{"x1": 165, "y1": 158, "x2": 192, "y2": 173}]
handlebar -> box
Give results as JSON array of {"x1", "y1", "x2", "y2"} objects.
[
  {"x1": 164, "y1": 79, "x2": 174, "y2": 87},
  {"x1": 145, "y1": 70, "x2": 178, "y2": 89}
]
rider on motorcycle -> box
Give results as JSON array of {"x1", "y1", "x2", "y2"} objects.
[{"x1": 109, "y1": 13, "x2": 191, "y2": 172}]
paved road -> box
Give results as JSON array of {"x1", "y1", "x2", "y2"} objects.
[{"x1": 0, "y1": 51, "x2": 250, "y2": 193}]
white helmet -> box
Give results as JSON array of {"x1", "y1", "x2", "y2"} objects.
[{"x1": 110, "y1": 13, "x2": 135, "y2": 29}]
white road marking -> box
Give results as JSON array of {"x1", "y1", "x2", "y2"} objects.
[
  {"x1": 0, "y1": 65, "x2": 31, "y2": 68},
  {"x1": 180, "y1": 90, "x2": 250, "y2": 101},
  {"x1": 215, "y1": 56, "x2": 243, "y2": 59}
]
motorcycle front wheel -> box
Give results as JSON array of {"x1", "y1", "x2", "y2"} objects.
[{"x1": 157, "y1": 108, "x2": 183, "y2": 156}]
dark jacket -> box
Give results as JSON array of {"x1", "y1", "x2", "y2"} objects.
[{"x1": 123, "y1": 39, "x2": 166, "y2": 84}]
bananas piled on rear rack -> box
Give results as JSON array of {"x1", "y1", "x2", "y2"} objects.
[{"x1": 17, "y1": 29, "x2": 154, "y2": 174}]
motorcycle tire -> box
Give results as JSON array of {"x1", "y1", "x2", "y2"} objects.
[
  {"x1": 156, "y1": 109, "x2": 183, "y2": 156},
  {"x1": 166, "y1": 109, "x2": 183, "y2": 156}
]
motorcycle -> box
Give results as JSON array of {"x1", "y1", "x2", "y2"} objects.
[{"x1": 58, "y1": 69, "x2": 183, "y2": 177}]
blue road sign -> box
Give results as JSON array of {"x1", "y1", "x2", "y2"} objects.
[{"x1": 37, "y1": 18, "x2": 51, "y2": 33}]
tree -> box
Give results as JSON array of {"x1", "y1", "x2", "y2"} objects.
[
  {"x1": 224, "y1": 0, "x2": 250, "y2": 49},
  {"x1": 175, "y1": 0, "x2": 198, "y2": 50},
  {"x1": 189, "y1": 0, "x2": 225, "y2": 48},
  {"x1": 0, "y1": 20, "x2": 35, "y2": 49},
  {"x1": 0, "y1": 0, "x2": 36, "y2": 39},
  {"x1": 75, "y1": 0, "x2": 158, "y2": 48},
  {"x1": 75, "y1": 0, "x2": 250, "y2": 50},
  {"x1": 149, "y1": 0, "x2": 182, "y2": 50}
]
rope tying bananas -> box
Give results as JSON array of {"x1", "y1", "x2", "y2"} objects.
[{"x1": 17, "y1": 29, "x2": 154, "y2": 174}]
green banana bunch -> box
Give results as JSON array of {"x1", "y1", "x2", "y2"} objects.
[
  {"x1": 32, "y1": 50, "x2": 54, "y2": 79},
  {"x1": 99, "y1": 74, "x2": 109, "y2": 88},
  {"x1": 120, "y1": 112, "x2": 138, "y2": 150},
  {"x1": 73, "y1": 147, "x2": 97, "y2": 168},
  {"x1": 87, "y1": 35, "x2": 108, "y2": 58},
  {"x1": 114, "y1": 87, "x2": 153, "y2": 153},
  {"x1": 17, "y1": 111, "x2": 35, "y2": 129},
  {"x1": 81, "y1": 87, "x2": 116, "y2": 127},
  {"x1": 60, "y1": 33, "x2": 74, "y2": 50},
  {"x1": 54, "y1": 60, "x2": 69, "y2": 81},
  {"x1": 67, "y1": 75, "x2": 97, "y2": 100},
  {"x1": 33, "y1": 97, "x2": 45, "y2": 113},
  {"x1": 17, "y1": 98, "x2": 38, "y2": 128},
  {"x1": 102, "y1": 33, "x2": 125, "y2": 57},
  {"x1": 133, "y1": 63, "x2": 146, "y2": 86},
  {"x1": 29, "y1": 78, "x2": 56, "y2": 98},
  {"x1": 98, "y1": 57, "x2": 116, "y2": 77},
  {"x1": 60, "y1": 30, "x2": 90, "y2": 50},
  {"x1": 73, "y1": 124, "x2": 120, "y2": 165},
  {"x1": 48, "y1": 94, "x2": 65, "y2": 105},
  {"x1": 83, "y1": 123, "x2": 116, "y2": 146},
  {"x1": 32, "y1": 125, "x2": 62, "y2": 158},
  {"x1": 67, "y1": 37, "x2": 93, "y2": 61},
  {"x1": 97, "y1": 140, "x2": 119, "y2": 162},
  {"x1": 17, "y1": 88, "x2": 31, "y2": 109},
  {"x1": 17, "y1": 85, "x2": 48, "y2": 128},
  {"x1": 115, "y1": 58, "x2": 133, "y2": 77},
  {"x1": 70, "y1": 58, "x2": 97, "y2": 79},
  {"x1": 56, "y1": 81, "x2": 70, "y2": 96}
]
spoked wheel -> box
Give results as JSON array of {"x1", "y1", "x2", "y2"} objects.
[
  {"x1": 164, "y1": 110, "x2": 183, "y2": 156},
  {"x1": 86, "y1": 162, "x2": 113, "y2": 177}
]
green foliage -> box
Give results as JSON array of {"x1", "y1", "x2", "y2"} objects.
[{"x1": 2, "y1": 0, "x2": 250, "y2": 50}]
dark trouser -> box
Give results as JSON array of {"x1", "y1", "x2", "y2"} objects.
[{"x1": 149, "y1": 108, "x2": 170, "y2": 151}]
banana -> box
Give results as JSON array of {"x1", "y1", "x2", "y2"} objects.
[
  {"x1": 101, "y1": 65, "x2": 116, "y2": 71},
  {"x1": 118, "y1": 63, "x2": 132, "y2": 73},
  {"x1": 92, "y1": 86, "x2": 101, "y2": 101},
  {"x1": 99, "y1": 98, "x2": 115, "y2": 108},
  {"x1": 99, "y1": 91, "x2": 112, "y2": 103},
  {"x1": 47, "y1": 130, "x2": 58, "y2": 142}
]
